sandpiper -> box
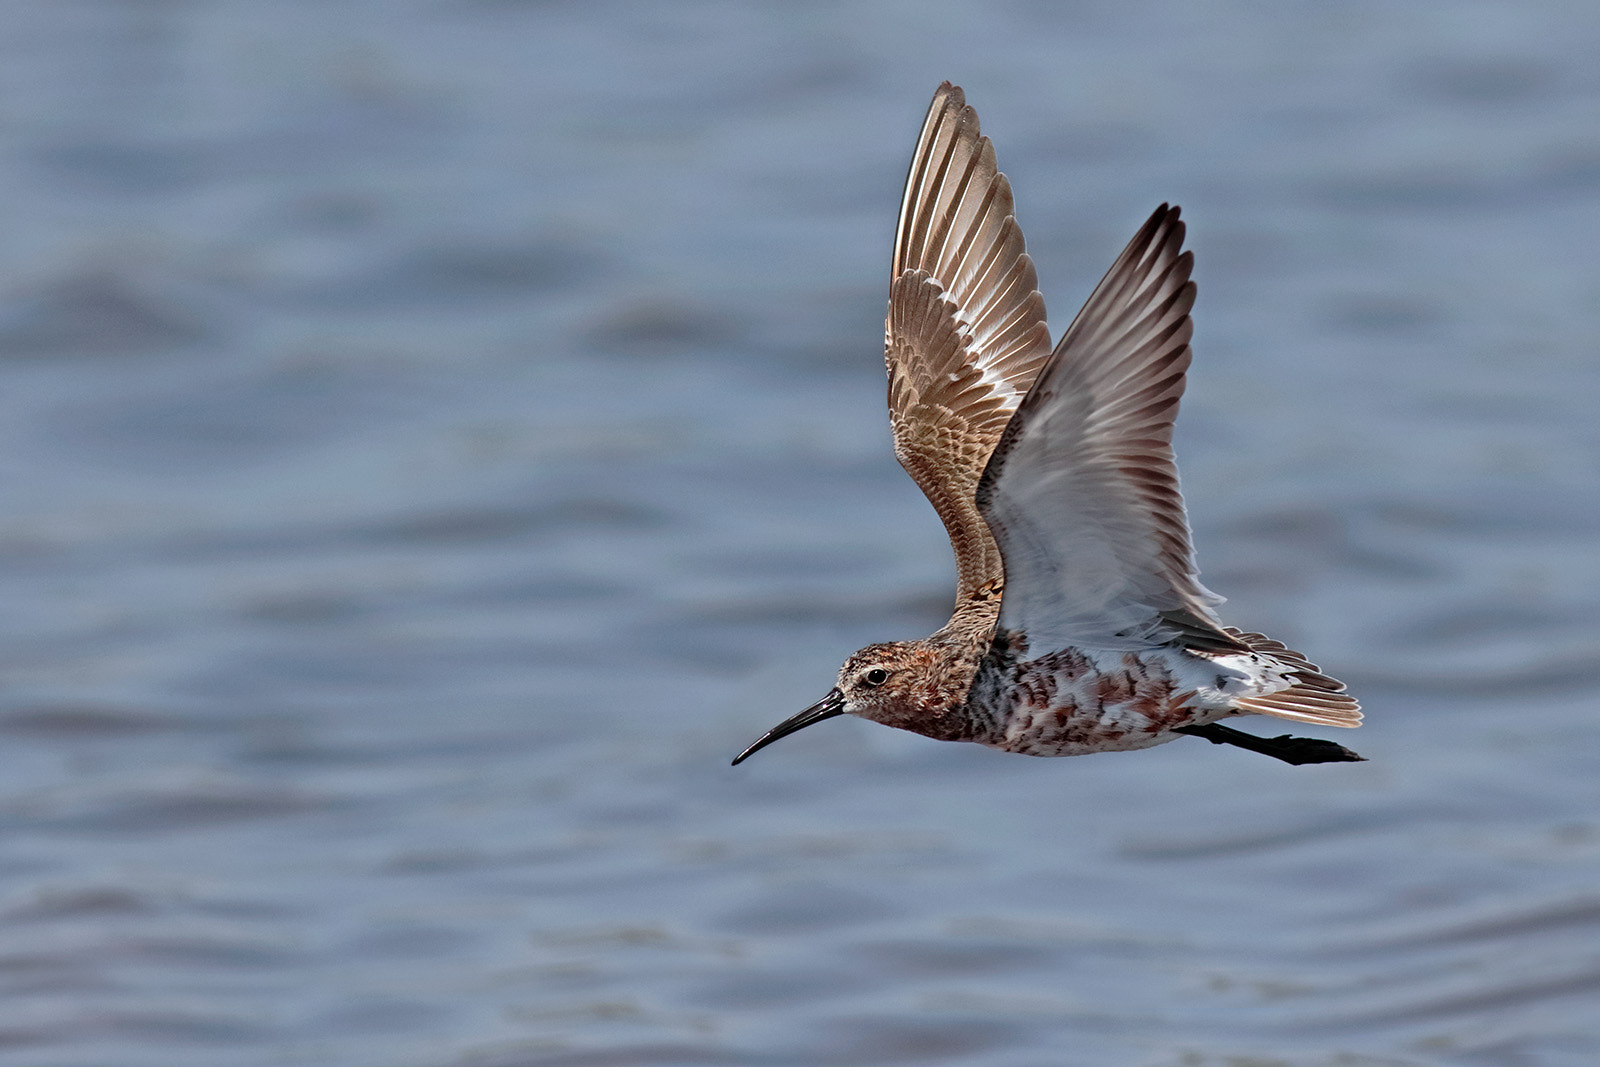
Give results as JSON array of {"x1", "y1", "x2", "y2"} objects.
[{"x1": 734, "y1": 83, "x2": 1361, "y2": 768}]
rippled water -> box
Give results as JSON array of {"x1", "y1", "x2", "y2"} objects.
[{"x1": 1, "y1": 3, "x2": 1598, "y2": 1065}]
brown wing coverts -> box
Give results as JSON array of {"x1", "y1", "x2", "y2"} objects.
[{"x1": 886, "y1": 83, "x2": 1052, "y2": 604}]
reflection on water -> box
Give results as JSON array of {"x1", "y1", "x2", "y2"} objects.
[{"x1": 1, "y1": 3, "x2": 1598, "y2": 1065}]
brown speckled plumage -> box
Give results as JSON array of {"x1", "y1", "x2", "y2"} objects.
[{"x1": 732, "y1": 84, "x2": 1364, "y2": 771}]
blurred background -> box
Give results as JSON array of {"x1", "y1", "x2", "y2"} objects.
[{"x1": 0, "y1": 2, "x2": 1597, "y2": 1064}]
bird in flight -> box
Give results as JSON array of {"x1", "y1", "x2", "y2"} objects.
[{"x1": 734, "y1": 83, "x2": 1361, "y2": 768}]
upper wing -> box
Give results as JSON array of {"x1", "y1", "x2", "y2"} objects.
[
  {"x1": 976, "y1": 204, "x2": 1233, "y2": 653},
  {"x1": 886, "y1": 83, "x2": 1053, "y2": 605}
]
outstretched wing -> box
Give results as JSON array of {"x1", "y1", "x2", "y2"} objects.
[
  {"x1": 886, "y1": 82, "x2": 1053, "y2": 605},
  {"x1": 976, "y1": 204, "x2": 1230, "y2": 652}
]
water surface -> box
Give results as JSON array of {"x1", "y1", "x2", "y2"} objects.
[{"x1": 1, "y1": 3, "x2": 1598, "y2": 1064}]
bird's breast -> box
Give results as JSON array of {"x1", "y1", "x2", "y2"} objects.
[{"x1": 973, "y1": 643, "x2": 1225, "y2": 756}]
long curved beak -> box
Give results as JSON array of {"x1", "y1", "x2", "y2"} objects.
[{"x1": 731, "y1": 688, "x2": 846, "y2": 766}]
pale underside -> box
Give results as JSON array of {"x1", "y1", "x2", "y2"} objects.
[
  {"x1": 885, "y1": 83, "x2": 1359, "y2": 729},
  {"x1": 976, "y1": 204, "x2": 1222, "y2": 652}
]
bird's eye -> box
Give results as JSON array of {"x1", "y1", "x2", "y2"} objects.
[{"x1": 862, "y1": 668, "x2": 890, "y2": 688}]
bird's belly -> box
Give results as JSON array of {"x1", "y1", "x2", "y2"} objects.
[{"x1": 981, "y1": 647, "x2": 1232, "y2": 757}]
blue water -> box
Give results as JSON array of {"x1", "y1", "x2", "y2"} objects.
[{"x1": 1, "y1": 3, "x2": 1598, "y2": 1064}]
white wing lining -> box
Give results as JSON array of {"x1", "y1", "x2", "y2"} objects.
[{"x1": 976, "y1": 204, "x2": 1225, "y2": 652}]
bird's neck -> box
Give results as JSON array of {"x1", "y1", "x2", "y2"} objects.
[
  {"x1": 932, "y1": 594, "x2": 1001, "y2": 649},
  {"x1": 913, "y1": 596, "x2": 1006, "y2": 743}
]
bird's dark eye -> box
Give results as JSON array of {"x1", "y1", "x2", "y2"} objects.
[{"x1": 862, "y1": 668, "x2": 890, "y2": 688}]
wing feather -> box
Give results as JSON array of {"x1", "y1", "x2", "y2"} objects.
[
  {"x1": 975, "y1": 204, "x2": 1227, "y2": 651},
  {"x1": 886, "y1": 83, "x2": 1053, "y2": 604}
]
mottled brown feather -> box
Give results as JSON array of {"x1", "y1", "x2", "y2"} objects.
[{"x1": 886, "y1": 83, "x2": 1053, "y2": 607}]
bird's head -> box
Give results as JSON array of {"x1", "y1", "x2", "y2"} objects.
[{"x1": 731, "y1": 641, "x2": 945, "y2": 764}]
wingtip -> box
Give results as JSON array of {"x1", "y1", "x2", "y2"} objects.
[{"x1": 928, "y1": 81, "x2": 967, "y2": 118}]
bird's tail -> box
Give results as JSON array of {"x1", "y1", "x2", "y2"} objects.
[{"x1": 1224, "y1": 629, "x2": 1362, "y2": 728}]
